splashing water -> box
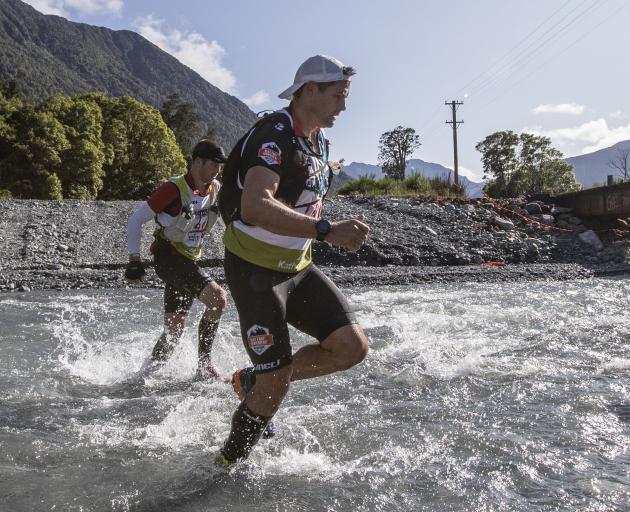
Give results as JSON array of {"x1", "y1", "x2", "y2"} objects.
[{"x1": 0, "y1": 279, "x2": 629, "y2": 511}]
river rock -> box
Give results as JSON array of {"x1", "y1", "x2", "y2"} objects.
[
  {"x1": 525, "y1": 202, "x2": 543, "y2": 214},
  {"x1": 578, "y1": 230, "x2": 604, "y2": 251},
  {"x1": 492, "y1": 216, "x2": 515, "y2": 230}
]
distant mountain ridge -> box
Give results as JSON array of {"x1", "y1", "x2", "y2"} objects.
[
  {"x1": 343, "y1": 159, "x2": 485, "y2": 198},
  {"x1": 0, "y1": 0, "x2": 256, "y2": 147},
  {"x1": 565, "y1": 140, "x2": 630, "y2": 188}
]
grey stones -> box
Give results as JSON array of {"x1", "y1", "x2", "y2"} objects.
[
  {"x1": 578, "y1": 230, "x2": 604, "y2": 251},
  {"x1": 492, "y1": 216, "x2": 515, "y2": 230},
  {"x1": 525, "y1": 202, "x2": 543, "y2": 214}
]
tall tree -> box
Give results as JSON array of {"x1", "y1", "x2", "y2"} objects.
[
  {"x1": 96, "y1": 96, "x2": 186, "y2": 199},
  {"x1": 160, "y1": 94, "x2": 202, "y2": 157},
  {"x1": 41, "y1": 95, "x2": 106, "y2": 199},
  {"x1": 378, "y1": 126, "x2": 421, "y2": 180},
  {"x1": 537, "y1": 159, "x2": 581, "y2": 194},
  {"x1": 0, "y1": 106, "x2": 70, "y2": 198},
  {"x1": 476, "y1": 131, "x2": 519, "y2": 196},
  {"x1": 477, "y1": 131, "x2": 580, "y2": 197}
]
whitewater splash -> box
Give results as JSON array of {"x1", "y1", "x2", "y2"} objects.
[{"x1": 1, "y1": 280, "x2": 629, "y2": 511}]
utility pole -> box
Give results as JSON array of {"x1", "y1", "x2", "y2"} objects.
[{"x1": 445, "y1": 101, "x2": 464, "y2": 186}]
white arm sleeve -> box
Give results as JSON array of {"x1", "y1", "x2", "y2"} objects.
[{"x1": 127, "y1": 202, "x2": 156, "y2": 255}]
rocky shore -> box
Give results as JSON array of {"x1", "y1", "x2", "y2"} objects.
[{"x1": 1, "y1": 196, "x2": 629, "y2": 292}]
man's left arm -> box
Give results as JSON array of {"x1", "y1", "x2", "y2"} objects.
[{"x1": 241, "y1": 167, "x2": 369, "y2": 252}]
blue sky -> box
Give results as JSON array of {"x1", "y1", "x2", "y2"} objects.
[{"x1": 24, "y1": 0, "x2": 630, "y2": 181}]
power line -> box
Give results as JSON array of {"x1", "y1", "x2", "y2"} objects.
[
  {"x1": 447, "y1": 0, "x2": 577, "y2": 99},
  {"x1": 419, "y1": 0, "x2": 618, "y2": 141},
  {"x1": 467, "y1": 0, "x2": 605, "y2": 101},
  {"x1": 419, "y1": 1, "x2": 579, "y2": 135},
  {"x1": 476, "y1": 0, "x2": 630, "y2": 109}
]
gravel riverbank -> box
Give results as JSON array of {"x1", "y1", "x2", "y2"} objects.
[{"x1": 1, "y1": 196, "x2": 629, "y2": 292}]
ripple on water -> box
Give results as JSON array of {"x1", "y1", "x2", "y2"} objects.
[{"x1": 0, "y1": 280, "x2": 629, "y2": 510}]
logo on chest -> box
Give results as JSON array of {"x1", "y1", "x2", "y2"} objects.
[{"x1": 258, "y1": 142, "x2": 282, "y2": 166}]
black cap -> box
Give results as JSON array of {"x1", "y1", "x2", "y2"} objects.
[{"x1": 192, "y1": 139, "x2": 228, "y2": 163}]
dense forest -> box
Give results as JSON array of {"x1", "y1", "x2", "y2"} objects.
[{"x1": 0, "y1": 83, "x2": 190, "y2": 200}]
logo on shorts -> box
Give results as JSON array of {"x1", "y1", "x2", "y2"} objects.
[
  {"x1": 254, "y1": 360, "x2": 280, "y2": 372},
  {"x1": 246, "y1": 325, "x2": 274, "y2": 355},
  {"x1": 257, "y1": 142, "x2": 282, "y2": 166}
]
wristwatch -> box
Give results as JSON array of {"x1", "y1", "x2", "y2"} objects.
[{"x1": 315, "y1": 219, "x2": 332, "y2": 242}]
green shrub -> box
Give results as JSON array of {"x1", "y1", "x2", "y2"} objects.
[
  {"x1": 0, "y1": 188, "x2": 12, "y2": 199},
  {"x1": 43, "y1": 173, "x2": 63, "y2": 199},
  {"x1": 337, "y1": 173, "x2": 463, "y2": 198}
]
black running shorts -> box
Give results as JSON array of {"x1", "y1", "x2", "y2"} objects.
[
  {"x1": 153, "y1": 238, "x2": 212, "y2": 314},
  {"x1": 224, "y1": 249, "x2": 357, "y2": 374}
]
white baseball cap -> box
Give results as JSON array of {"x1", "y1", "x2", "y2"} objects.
[{"x1": 278, "y1": 55, "x2": 353, "y2": 100}]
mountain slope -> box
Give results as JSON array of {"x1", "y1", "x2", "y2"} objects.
[
  {"x1": 565, "y1": 140, "x2": 630, "y2": 187},
  {"x1": 0, "y1": 0, "x2": 256, "y2": 147},
  {"x1": 343, "y1": 159, "x2": 485, "y2": 197}
]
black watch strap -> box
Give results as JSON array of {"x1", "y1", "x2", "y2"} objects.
[{"x1": 315, "y1": 219, "x2": 331, "y2": 242}]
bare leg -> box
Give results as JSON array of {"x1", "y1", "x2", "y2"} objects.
[
  {"x1": 289, "y1": 324, "x2": 369, "y2": 381},
  {"x1": 221, "y1": 325, "x2": 368, "y2": 463},
  {"x1": 151, "y1": 313, "x2": 186, "y2": 362},
  {"x1": 244, "y1": 365, "x2": 292, "y2": 417}
]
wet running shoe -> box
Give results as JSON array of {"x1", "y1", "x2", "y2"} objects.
[
  {"x1": 195, "y1": 364, "x2": 221, "y2": 382},
  {"x1": 231, "y1": 367, "x2": 276, "y2": 439},
  {"x1": 214, "y1": 450, "x2": 234, "y2": 467}
]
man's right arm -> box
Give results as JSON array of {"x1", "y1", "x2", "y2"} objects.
[
  {"x1": 127, "y1": 202, "x2": 155, "y2": 258},
  {"x1": 124, "y1": 202, "x2": 155, "y2": 280}
]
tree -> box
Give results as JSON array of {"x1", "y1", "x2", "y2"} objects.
[
  {"x1": 160, "y1": 94, "x2": 202, "y2": 157},
  {"x1": 0, "y1": 106, "x2": 70, "y2": 199},
  {"x1": 96, "y1": 96, "x2": 186, "y2": 199},
  {"x1": 44, "y1": 173, "x2": 63, "y2": 200},
  {"x1": 0, "y1": 79, "x2": 23, "y2": 101},
  {"x1": 607, "y1": 147, "x2": 630, "y2": 181},
  {"x1": 0, "y1": 86, "x2": 187, "y2": 200},
  {"x1": 41, "y1": 95, "x2": 106, "y2": 199},
  {"x1": 378, "y1": 126, "x2": 421, "y2": 180},
  {"x1": 476, "y1": 131, "x2": 519, "y2": 196},
  {"x1": 537, "y1": 160, "x2": 581, "y2": 194},
  {"x1": 477, "y1": 131, "x2": 580, "y2": 197}
]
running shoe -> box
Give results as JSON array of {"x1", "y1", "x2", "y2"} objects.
[{"x1": 214, "y1": 450, "x2": 234, "y2": 467}]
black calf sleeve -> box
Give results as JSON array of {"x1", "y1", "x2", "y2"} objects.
[
  {"x1": 220, "y1": 402, "x2": 272, "y2": 463},
  {"x1": 151, "y1": 332, "x2": 175, "y2": 361},
  {"x1": 198, "y1": 318, "x2": 219, "y2": 363}
]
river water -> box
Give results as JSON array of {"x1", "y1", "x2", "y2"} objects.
[{"x1": 1, "y1": 278, "x2": 629, "y2": 511}]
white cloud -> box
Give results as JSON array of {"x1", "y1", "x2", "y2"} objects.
[
  {"x1": 532, "y1": 103, "x2": 584, "y2": 115},
  {"x1": 610, "y1": 110, "x2": 623, "y2": 119},
  {"x1": 242, "y1": 90, "x2": 270, "y2": 109},
  {"x1": 134, "y1": 15, "x2": 236, "y2": 94},
  {"x1": 22, "y1": 0, "x2": 66, "y2": 15},
  {"x1": 22, "y1": 0, "x2": 122, "y2": 16},
  {"x1": 524, "y1": 119, "x2": 630, "y2": 155}
]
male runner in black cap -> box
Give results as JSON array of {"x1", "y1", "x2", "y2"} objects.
[{"x1": 126, "y1": 139, "x2": 229, "y2": 380}]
